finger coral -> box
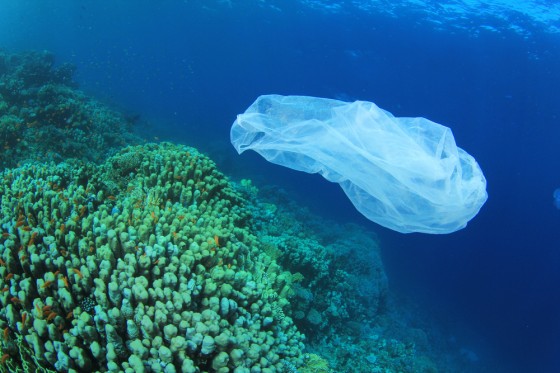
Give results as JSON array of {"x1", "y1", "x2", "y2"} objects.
[{"x1": 0, "y1": 142, "x2": 305, "y2": 372}]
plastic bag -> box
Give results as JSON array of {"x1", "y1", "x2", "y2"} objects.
[{"x1": 231, "y1": 95, "x2": 487, "y2": 234}]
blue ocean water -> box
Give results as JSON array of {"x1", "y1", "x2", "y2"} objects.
[{"x1": 1, "y1": 0, "x2": 560, "y2": 371}]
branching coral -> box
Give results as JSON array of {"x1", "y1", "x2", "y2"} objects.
[{"x1": 0, "y1": 143, "x2": 305, "y2": 372}]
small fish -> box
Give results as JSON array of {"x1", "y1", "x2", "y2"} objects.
[
  {"x1": 41, "y1": 281, "x2": 53, "y2": 289},
  {"x1": 27, "y1": 232, "x2": 38, "y2": 247},
  {"x1": 79, "y1": 205, "x2": 87, "y2": 217},
  {"x1": 72, "y1": 268, "x2": 83, "y2": 279},
  {"x1": 46, "y1": 312, "x2": 57, "y2": 321}
]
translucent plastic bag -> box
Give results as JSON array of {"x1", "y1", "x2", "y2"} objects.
[{"x1": 231, "y1": 95, "x2": 487, "y2": 234}]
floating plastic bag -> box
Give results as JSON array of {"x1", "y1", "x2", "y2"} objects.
[{"x1": 231, "y1": 95, "x2": 487, "y2": 234}]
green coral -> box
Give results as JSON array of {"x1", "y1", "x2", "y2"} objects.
[
  {"x1": 0, "y1": 142, "x2": 305, "y2": 372},
  {"x1": 238, "y1": 184, "x2": 388, "y2": 338},
  {"x1": 233, "y1": 181, "x2": 447, "y2": 373},
  {"x1": 299, "y1": 353, "x2": 332, "y2": 373}
]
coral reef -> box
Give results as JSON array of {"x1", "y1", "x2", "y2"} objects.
[
  {"x1": 0, "y1": 143, "x2": 305, "y2": 372},
  {"x1": 0, "y1": 50, "x2": 142, "y2": 169},
  {"x1": 235, "y1": 181, "x2": 441, "y2": 372},
  {"x1": 0, "y1": 49, "x2": 473, "y2": 373},
  {"x1": 238, "y1": 182, "x2": 388, "y2": 338},
  {"x1": 315, "y1": 331, "x2": 418, "y2": 372}
]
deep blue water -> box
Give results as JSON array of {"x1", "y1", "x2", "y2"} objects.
[{"x1": 2, "y1": 0, "x2": 560, "y2": 371}]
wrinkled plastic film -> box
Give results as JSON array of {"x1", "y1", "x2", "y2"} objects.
[{"x1": 231, "y1": 95, "x2": 487, "y2": 234}]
